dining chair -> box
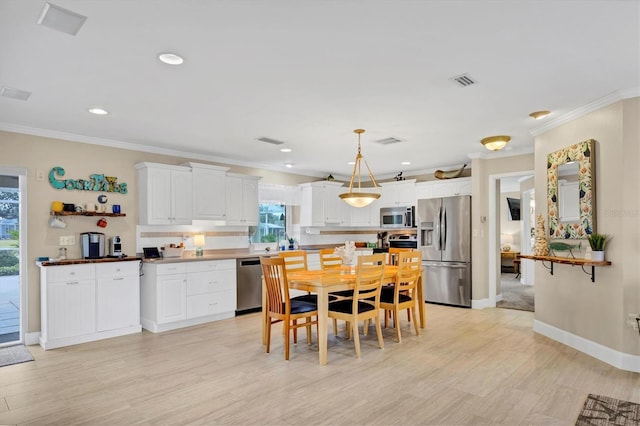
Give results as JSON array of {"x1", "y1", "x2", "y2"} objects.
[
  {"x1": 328, "y1": 253, "x2": 386, "y2": 358},
  {"x1": 261, "y1": 256, "x2": 318, "y2": 360},
  {"x1": 379, "y1": 250, "x2": 422, "y2": 342},
  {"x1": 388, "y1": 247, "x2": 412, "y2": 266},
  {"x1": 319, "y1": 248, "x2": 343, "y2": 270}
]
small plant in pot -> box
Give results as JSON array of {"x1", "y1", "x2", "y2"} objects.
[{"x1": 587, "y1": 233, "x2": 610, "y2": 261}]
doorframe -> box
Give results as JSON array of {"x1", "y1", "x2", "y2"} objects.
[
  {"x1": 0, "y1": 167, "x2": 27, "y2": 347},
  {"x1": 488, "y1": 170, "x2": 534, "y2": 306}
]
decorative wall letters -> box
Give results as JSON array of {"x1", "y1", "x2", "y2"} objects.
[{"x1": 48, "y1": 166, "x2": 128, "y2": 194}]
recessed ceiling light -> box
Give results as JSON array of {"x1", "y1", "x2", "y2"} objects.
[
  {"x1": 280, "y1": 148, "x2": 292, "y2": 153},
  {"x1": 88, "y1": 107, "x2": 108, "y2": 115},
  {"x1": 158, "y1": 53, "x2": 184, "y2": 65},
  {"x1": 529, "y1": 110, "x2": 551, "y2": 120},
  {"x1": 401, "y1": 161, "x2": 411, "y2": 165},
  {"x1": 285, "y1": 163, "x2": 294, "y2": 168},
  {"x1": 348, "y1": 161, "x2": 355, "y2": 166}
]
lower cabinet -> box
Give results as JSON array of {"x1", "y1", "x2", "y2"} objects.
[
  {"x1": 141, "y1": 259, "x2": 236, "y2": 333},
  {"x1": 39, "y1": 261, "x2": 141, "y2": 350}
]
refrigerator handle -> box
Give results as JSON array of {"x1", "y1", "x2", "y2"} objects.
[
  {"x1": 442, "y1": 207, "x2": 447, "y2": 251},
  {"x1": 436, "y1": 205, "x2": 443, "y2": 251}
]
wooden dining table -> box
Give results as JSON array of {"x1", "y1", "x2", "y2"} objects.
[{"x1": 261, "y1": 265, "x2": 425, "y2": 365}]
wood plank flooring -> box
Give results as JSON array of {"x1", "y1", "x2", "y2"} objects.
[{"x1": 1, "y1": 304, "x2": 639, "y2": 425}]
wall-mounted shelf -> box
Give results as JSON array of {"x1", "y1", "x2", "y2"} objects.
[
  {"x1": 519, "y1": 254, "x2": 611, "y2": 283},
  {"x1": 50, "y1": 211, "x2": 126, "y2": 217}
]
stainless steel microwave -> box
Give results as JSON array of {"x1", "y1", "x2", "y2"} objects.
[{"x1": 380, "y1": 206, "x2": 415, "y2": 228}]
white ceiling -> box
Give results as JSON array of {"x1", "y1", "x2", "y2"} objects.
[{"x1": 1, "y1": 0, "x2": 638, "y2": 180}]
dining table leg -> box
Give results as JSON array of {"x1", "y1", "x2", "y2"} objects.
[
  {"x1": 317, "y1": 286, "x2": 329, "y2": 365},
  {"x1": 417, "y1": 274, "x2": 425, "y2": 328}
]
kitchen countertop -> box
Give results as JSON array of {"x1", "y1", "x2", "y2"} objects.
[{"x1": 39, "y1": 256, "x2": 143, "y2": 267}]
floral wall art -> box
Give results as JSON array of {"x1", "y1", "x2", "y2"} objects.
[{"x1": 547, "y1": 139, "x2": 595, "y2": 239}]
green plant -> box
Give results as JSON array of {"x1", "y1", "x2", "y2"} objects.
[{"x1": 587, "y1": 233, "x2": 610, "y2": 251}]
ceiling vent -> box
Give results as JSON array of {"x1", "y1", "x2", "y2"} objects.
[
  {"x1": 257, "y1": 137, "x2": 285, "y2": 145},
  {"x1": 374, "y1": 137, "x2": 403, "y2": 146},
  {"x1": 450, "y1": 73, "x2": 477, "y2": 88},
  {"x1": 0, "y1": 87, "x2": 31, "y2": 101},
  {"x1": 37, "y1": 2, "x2": 87, "y2": 36}
]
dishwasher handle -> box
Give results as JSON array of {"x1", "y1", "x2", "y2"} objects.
[{"x1": 239, "y1": 258, "x2": 261, "y2": 267}]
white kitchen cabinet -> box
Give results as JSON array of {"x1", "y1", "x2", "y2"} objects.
[
  {"x1": 299, "y1": 181, "x2": 348, "y2": 226},
  {"x1": 415, "y1": 177, "x2": 472, "y2": 200},
  {"x1": 136, "y1": 162, "x2": 193, "y2": 225},
  {"x1": 225, "y1": 173, "x2": 261, "y2": 226},
  {"x1": 39, "y1": 261, "x2": 142, "y2": 350},
  {"x1": 96, "y1": 262, "x2": 140, "y2": 332},
  {"x1": 141, "y1": 260, "x2": 236, "y2": 333},
  {"x1": 187, "y1": 163, "x2": 229, "y2": 221},
  {"x1": 379, "y1": 180, "x2": 416, "y2": 207},
  {"x1": 348, "y1": 188, "x2": 380, "y2": 227}
]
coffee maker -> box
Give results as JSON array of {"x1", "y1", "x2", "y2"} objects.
[
  {"x1": 81, "y1": 232, "x2": 105, "y2": 259},
  {"x1": 109, "y1": 235, "x2": 123, "y2": 257}
]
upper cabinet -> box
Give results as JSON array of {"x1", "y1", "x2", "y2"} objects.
[
  {"x1": 415, "y1": 177, "x2": 472, "y2": 200},
  {"x1": 136, "y1": 162, "x2": 193, "y2": 225},
  {"x1": 225, "y1": 173, "x2": 261, "y2": 226},
  {"x1": 187, "y1": 163, "x2": 229, "y2": 221},
  {"x1": 379, "y1": 180, "x2": 416, "y2": 207},
  {"x1": 299, "y1": 181, "x2": 348, "y2": 226}
]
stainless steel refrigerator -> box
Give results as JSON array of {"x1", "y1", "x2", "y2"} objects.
[{"x1": 418, "y1": 195, "x2": 472, "y2": 308}]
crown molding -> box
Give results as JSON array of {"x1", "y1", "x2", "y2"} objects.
[{"x1": 531, "y1": 87, "x2": 640, "y2": 136}]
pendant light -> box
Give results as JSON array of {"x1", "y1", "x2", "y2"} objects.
[{"x1": 339, "y1": 129, "x2": 381, "y2": 208}]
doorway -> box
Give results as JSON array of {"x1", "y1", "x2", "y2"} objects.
[
  {"x1": 488, "y1": 171, "x2": 534, "y2": 310},
  {"x1": 0, "y1": 168, "x2": 26, "y2": 347}
]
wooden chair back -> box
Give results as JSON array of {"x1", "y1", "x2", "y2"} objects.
[
  {"x1": 278, "y1": 250, "x2": 308, "y2": 272},
  {"x1": 395, "y1": 250, "x2": 422, "y2": 296},
  {"x1": 388, "y1": 247, "x2": 412, "y2": 265},
  {"x1": 353, "y1": 253, "x2": 386, "y2": 305},
  {"x1": 261, "y1": 256, "x2": 290, "y2": 315},
  {"x1": 319, "y1": 248, "x2": 343, "y2": 270}
]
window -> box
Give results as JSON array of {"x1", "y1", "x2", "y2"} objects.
[{"x1": 250, "y1": 203, "x2": 286, "y2": 244}]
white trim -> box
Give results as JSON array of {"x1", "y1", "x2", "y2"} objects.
[
  {"x1": 531, "y1": 88, "x2": 640, "y2": 136},
  {"x1": 496, "y1": 293, "x2": 503, "y2": 302},
  {"x1": 534, "y1": 320, "x2": 640, "y2": 373},
  {"x1": 25, "y1": 332, "x2": 41, "y2": 346},
  {"x1": 471, "y1": 298, "x2": 492, "y2": 309}
]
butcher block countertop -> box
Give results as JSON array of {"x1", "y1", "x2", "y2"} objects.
[{"x1": 39, "y1": 257, "x2": 143, "y2": 267}]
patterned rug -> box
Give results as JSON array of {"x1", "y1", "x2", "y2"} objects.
[
  {"x1": 0, "y1": 344, "x2": 33, "y2": 368},
  {"x1": 497, "y1": 276, "x2": 534, "y2": 312},
  {"x1": 576, "y1": 394, "x2": 640, "y2": 425}
]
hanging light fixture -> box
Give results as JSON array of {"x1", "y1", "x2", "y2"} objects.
[
  {"x1": 339, "y1": 129, "x2": 381, "y2": 208},
  {"x1": 481, "y1": 135, "x2": 511, "y2": 151}
]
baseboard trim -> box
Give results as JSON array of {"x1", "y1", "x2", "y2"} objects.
[
  {"x1": 534, "y1": 320, "x2": 640, "y2": 373},
  {"x1": 25, "y1": 332, "x2": 40, "y2": 346},
  {"x1": 471, "y1": 298, "x2": 494, "y2": 309}
]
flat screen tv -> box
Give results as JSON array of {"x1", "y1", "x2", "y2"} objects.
[{"x1": 506, "y1": 197, "x2": 521, "y2": 221}]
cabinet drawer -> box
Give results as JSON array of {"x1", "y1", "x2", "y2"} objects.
[
  {"x1": 186, "y1": 259, "x2": 234, "y2": 273},
  {"x1": 46, "y1": 264, "x2": 95, "y2": 282},
  {"x1": 186, "y1": 290, "x2": 236, "y2": 318},
  {"x1": 96, "y1": 261, "x2": 139, "y2": 278},
  {"x1": 186, "y1": 270, "x2": 235, "y2": 296},
  {"x1": 156, "y1": 263, "x2": 187, "y2": 275}
]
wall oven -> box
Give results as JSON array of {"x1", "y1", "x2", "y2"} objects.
[{"x1": 380, "y1": 206, "x2": 415, "y2": 228}]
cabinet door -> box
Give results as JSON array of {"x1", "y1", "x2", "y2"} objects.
[
  {"x1": 145, "y1": 167, "x2": 172, "y2": 225},
  {"x1": 158, "y1": 275, "x2": 186, "y2": 324},
  {"x1": 171, "y1": 168, "x2": 193, "y2": 224},
  {"x1": 225, "y1": 176, "x2": 244, "y2": 225},
  {"x1": 193, "y1": 168, "x2": 226, "y2": 220},
  {"x1": 96, "y1": 275, "x2": 140, "y2": 332},
  {"x1": 47, "y1": 280, "x2": 96, "y2": 340},
  {"x1": 242, "y1": 178, "x2": 259, "y2": 226},
  {"x1": 324, "y1": 185, "x2": 347, "y2": 225}
]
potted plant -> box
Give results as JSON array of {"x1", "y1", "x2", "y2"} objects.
[{"x1": 587, "y1": 233, "x2": 610, "y2": 261}]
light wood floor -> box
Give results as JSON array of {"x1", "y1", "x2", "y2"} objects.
[{"x1": 2, "y1": 304, "x2": 639, "y2": 425}]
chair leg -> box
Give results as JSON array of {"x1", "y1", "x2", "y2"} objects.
[
  {"x1": 363, "y1": 319, "x2": 369, "y2": 336},
  {"x1": 333, "y1": 319, "x2": 338, "y2": 336},
  {"x1": 266, "y1": 318, "x2": 272, "y2": 354},
  {"x1": 292, "y1": 319, "x2": 297, "y2": 344},
  {"x1": 306, "y1": 317, "x2": 312, "y2": 344},
  {"x1": 284, "y1": 322, "x2": 290, "y2": 360},
  {"x1": 352, "y1": 321, "x2": 361, "y2": 358},
  {"x1": 394, "y1": 307, "x2": 402, "y2": 343},
  {"x1": 411, "y1": 307, "x2": 420, "y2": 336},
  {"x1": 374, "y1": 316, "x2": 384, "y2": 350}
]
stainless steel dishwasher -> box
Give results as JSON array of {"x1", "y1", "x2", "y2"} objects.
[{"x1": 236, "y1": 257, "x2": 262, "y2": 315}]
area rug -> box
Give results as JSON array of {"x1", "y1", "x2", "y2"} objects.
[
  {"x1": 0, "y1": 344, "x2": 33, "y2": 368},
  {"x1": 576, "y1": 394, "x2": 640, "y2": 425},
  {"x1": 497, "y1": 276, "x2": 534, "y2": 312}
]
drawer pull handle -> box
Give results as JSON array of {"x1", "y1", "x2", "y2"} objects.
[
  {"x1": 113, "y1": 277, "x2": 124, "y2": 281},
  {"x1": 66, "y1": 281, "x2": 80, "y2": 285}
]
